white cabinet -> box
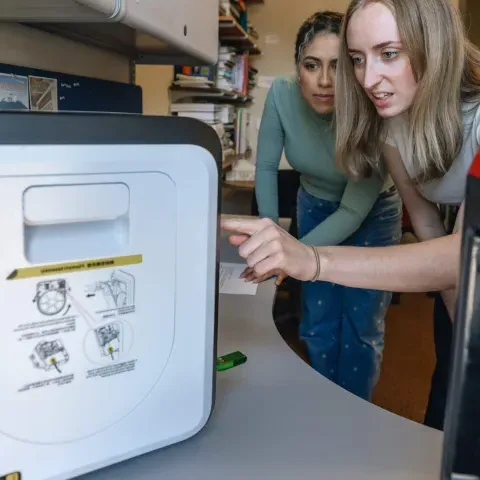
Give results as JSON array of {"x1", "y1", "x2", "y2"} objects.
[
  {"x1": 77, "y1": 0, "x2": 118, "y2": 16},
  {"x1": 0, "y1": 0, "x2": 219, "y2": 65},
  {"x1": 1, "y1": 0, "x2": 115, "y2": 21}
]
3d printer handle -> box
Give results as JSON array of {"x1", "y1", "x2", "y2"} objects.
[{"x1": 23, "y1": 183, "x2": 129, "y2": 226}]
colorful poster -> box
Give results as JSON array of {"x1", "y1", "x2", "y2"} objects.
[
  {"x1": 0, "y1": 73, "x2": 29, "y2": 110},
  {"x1": 29, "y1": 75, "x2": 58, "y2": 111}
]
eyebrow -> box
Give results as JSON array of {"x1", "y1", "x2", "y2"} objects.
[
  {"x1": 348, "y1": 41, "x2": 400, "y2": 53},
  {"x1": 303, "y1": 55, "x2": 337, "y2": 62}
]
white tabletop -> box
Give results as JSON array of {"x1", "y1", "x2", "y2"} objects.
[{"x1": 78, "y1": 237, "x2": 443, "y2": 479}]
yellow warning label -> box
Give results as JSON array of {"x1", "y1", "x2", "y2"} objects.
[
  {"x1": 6, "y1": 254, "x2": 142, "y2": 281},
  {"x1": 1, "y1": 473, "x2": 21, "y2": 480}
]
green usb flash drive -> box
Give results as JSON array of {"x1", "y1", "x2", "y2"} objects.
[{"x1": 216, "y1": 351, "x2": 247, "y2": 371}]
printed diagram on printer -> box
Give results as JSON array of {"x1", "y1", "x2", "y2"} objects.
[
  {"x1": 95, "y1": 322, "x2": 123, "y2": 360},
  {"x1": 33, "y1": 279, "x2": 71, "y2": 317},
  {"x1": 27, "y1": 272, "x2": 134, "y2": 365},
  {"x1": 84, "y1": 318, "x2": 133, "y2": 365},
  {"x1": 30, "y1": 339, "x2": 69, "y2": 374},
  {"x1": 85, "y1": 270, "x2": 135, "y2": 314},
  {"x1": 32, "y1": 278, "x2": 96, "y2": 325},
  {"x1": 7, "y1": 259, "x2": 140, "y2": 397},
  {"x1": 27, "y1": 276, "x2": 129, "y2": 367}
]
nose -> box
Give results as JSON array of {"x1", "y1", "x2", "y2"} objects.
[
  {"x1": 362, "y1": 60, "x2": 382, "y2": 91},
  {"x1": 317, "y1": 67, "x2": 332, "y2": 88}
]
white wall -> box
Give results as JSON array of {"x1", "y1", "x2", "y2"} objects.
[{"x1": 0, "y1": 23, "x2": 130, "y2": 83}]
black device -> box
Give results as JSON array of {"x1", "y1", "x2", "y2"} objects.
[{"x1": 441, "y1": 151, "x2": 480, "y2": 479}]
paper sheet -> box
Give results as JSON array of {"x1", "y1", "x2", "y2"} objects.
[{"x1": 219, "y1": 263, "x2": 258, "y2": 295}]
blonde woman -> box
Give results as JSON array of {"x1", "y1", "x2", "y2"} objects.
[{"x1": 222, "y1": 0, "x2": 478, "y2": 431}]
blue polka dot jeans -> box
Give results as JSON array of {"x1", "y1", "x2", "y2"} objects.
[{"x1": 297, "y1": 185, "x2": 403, "y2": 401}]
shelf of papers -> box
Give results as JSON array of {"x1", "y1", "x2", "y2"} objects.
[
  {"x1": 169, "y1": 85, "x2": 252, "y2": 104},
  {"x1": 222, "y1": 152, "x2": 248, "y2": 173},
  {"x1": 169, "y1": 97, "x2": 251, "y2": 166},
  {"x1": 223, "y1": 148, "x2": 254, "y2": 185},
  {"x1": 219, "y1": 16, "x2": 262, "y2": 55},
  {"x1": 168, "y1": 2, "x2": 263, "y2": 183},
  {"x1": 223, "y1": 180, "x2": 255, "y2": 189},
  {"x1": 169, "y1": 44, "x2": 256, "y2": 166}
]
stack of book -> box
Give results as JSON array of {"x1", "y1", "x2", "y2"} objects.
[
  {"x1": 170, "y1": 103, "x2": 232, "y2": 123},
  {"x1": 235, "y1": 107, "x2": 251, "y2": 156},
  {"x1": 248, "y1": 65, "x2": 258, "y2": 93},
  {"x1": 215, "y1": 47, "x2": 250, "y2": 93},
  {"x1": 217, "y1": 46, "x2": 237, "y2": 91},
  {"x1": 173, "y1": 47, "x2": 251, "y2": 96},
  {"x1": 170, "y1": 30, "x2": 255, "y2": 160},
  {"x1": 172, "y1": 65, "x2": 215, "y2": 89},
  {"x1": 170, "y1": 102, "x2": 236, "y2": 157}
]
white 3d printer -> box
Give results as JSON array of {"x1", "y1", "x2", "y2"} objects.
[{"x1": 0, "y1": 112, "x2": 221, "y2": 480}]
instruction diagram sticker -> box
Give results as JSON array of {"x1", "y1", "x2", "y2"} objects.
[
  {"x1": 6, "y1": 254, "x2": 142, "y2": 281},
  {"x1": 0, "y1": 473, "x2": 21, "y2": 480},
  {"x1": 0, "y1": 246, "x2": 178, "y2": 445},
  {"x1": 84, "y1": 269, "x2": 135, "y2": 314},
  {"x1": 30, "y1": 338, "x2": 69, "y2": 374}
]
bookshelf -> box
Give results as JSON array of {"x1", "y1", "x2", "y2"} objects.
[
  {"x1": 168, "y1": 0, "x2": 263, "y2": 183},
  {"x1": 169, "y1": 85, "x2": 252, "y2": 103},
  {"x1": 219, "y1": 16, "x2": 262, "y2": 55}
]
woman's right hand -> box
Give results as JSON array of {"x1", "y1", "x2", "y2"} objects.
[
  {"x1": 221, "y1": 217, "x2": 318, "y2": 283},
  {"x1": 239, "y1": 221, "x2": 291, "y2": 284}
]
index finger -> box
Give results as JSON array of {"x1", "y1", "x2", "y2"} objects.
[{"x1": 221, "y1": 217, "x2": 265, "y2": 236}]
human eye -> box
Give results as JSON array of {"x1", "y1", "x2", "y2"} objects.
[
  {"x1": 304, "y1": 62, "x2": 318, "y2": 71},
  {"x1": 350, "y1": 55, "x2": 364, "y2": 66},
  {"x1": 382, "y1": 50, "x2": 399, "y2": 60},
  {"x1": 331, "y1": 59, "x2": 338, "y2": 70}
]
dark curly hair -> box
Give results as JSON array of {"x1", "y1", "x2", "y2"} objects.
[{"x1": 295, "y1": 11, "x2": 344, "y2": 63}]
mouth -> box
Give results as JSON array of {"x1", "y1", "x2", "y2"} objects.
[
  {"x1": 313, "y1": 93, "x2": 334, "y2": 103},
  {"x1": 370, "y1": 92, "x2": 393, "y2": 108}
]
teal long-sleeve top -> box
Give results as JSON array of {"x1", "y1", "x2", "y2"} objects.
[{"x1": 255, "y1": 76, "x2": 387, "y2": 246}]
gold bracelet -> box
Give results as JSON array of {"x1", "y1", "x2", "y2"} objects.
[{"x1": 309, "y1": 246, "x2": 321, "y2": 282}]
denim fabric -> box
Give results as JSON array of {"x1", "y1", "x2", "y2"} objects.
[{"x1": 297, "y1": 186, "x2": 403, "y2": 401}]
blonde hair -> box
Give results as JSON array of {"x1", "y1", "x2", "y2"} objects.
[{"x1": 335, "y1": 0, "x2": 480, "y2": 184}]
